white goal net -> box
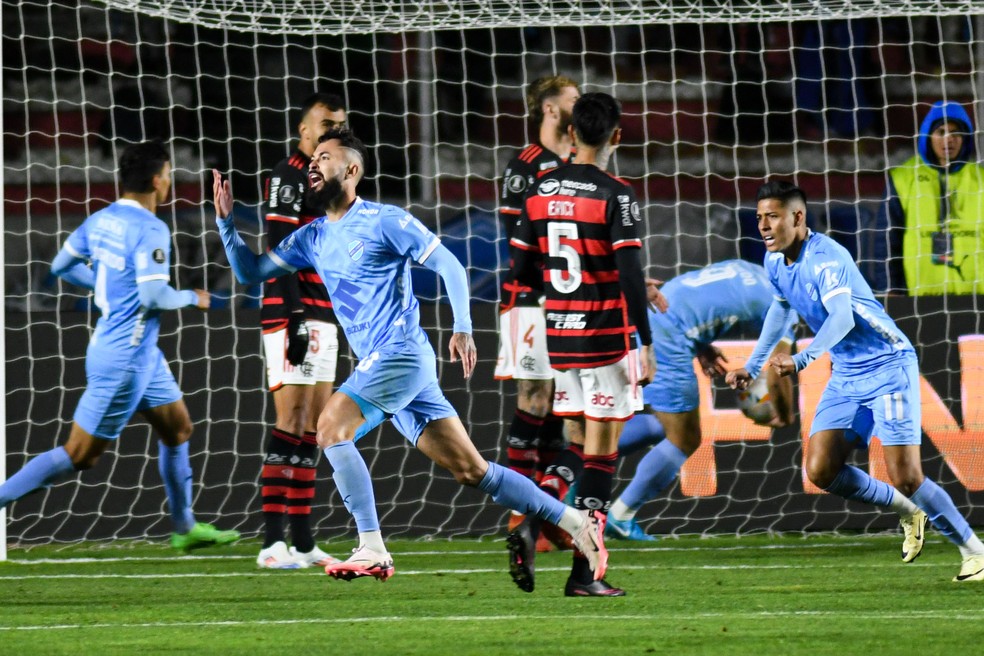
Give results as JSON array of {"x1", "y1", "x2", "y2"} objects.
[{"x1": 3, "y1": 0, "x2": 984, "y2": 547}]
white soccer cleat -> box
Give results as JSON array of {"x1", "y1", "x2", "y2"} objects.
[
  {"x1": 289, "y1": 545, "x2": 340, "y2": 568},
  {"x1": 900, "y1": 510, "x2": 928, "y2": 563},
  {"x1": 325, "y1": 545, "x2": 394, "y2": 582},
  {"x1": 953, "y1": 554, "x2": 984, "y2": 582},
  {"x1": 570, "y1": 509, "x2": 609, "y2": 582},
  {"x1": 257, "y1": 541, "x2": 301, "y2": 569}
]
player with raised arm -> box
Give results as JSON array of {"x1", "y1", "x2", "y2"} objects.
[
  {"x1": 727, "y1": 180, "x2": 984, "y2": 581},
  {"x1": 606, "y1": 260, "x2": 798, "y2": 541},
  {"x1": 213, "y1": 128, "x2": 606, "y2": 584},
  {"x1": 256, "y1": 93, "x2": 347, "y2": 570},
  {"x1": 495, "y1": 76, "x2": 580, "y2": 550},
  {"x1": 0, "y1": 141, "x2": 240, "y2": 552},
  {"x1": 509, "y1": 93, "x2": 655, "y2": 596}
]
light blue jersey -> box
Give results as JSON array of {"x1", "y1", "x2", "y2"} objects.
[
  {"x1": 765, "y1": 230, "x2": 916, "y2": 379},
  {"x1": 64, "y1": 199, "x2": 176, "y2": 368},
  {"x1": 645, "y1": 260, "x2": 794, "y2": 412},
  {"x1": 270, "y1": 197, "x2": 441, "y2": 360}
]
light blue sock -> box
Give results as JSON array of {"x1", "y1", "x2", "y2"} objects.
[
  {"x1": 477, "y1": 461, "x2": 568, "y2": 525},
  {"x1": 0, "y1": 446, "x2": 76, "y2": 509},
  {"x1": 324, "y1": 441, "x2": 379, "y2": 532},
  {"x1": 910, "y1": 477, "x2": 974, "y2": 546},
  {"x1": 619, "y1": 439, "x2": 689, "y2": 510},
  {"x1": 618, "y1": 413, "x2": 666, "y2": 457},
  {"x1": 158, "y1": 442, "x2": 196, "y2": 533},
  {"x1": 824, "y1": 465, "x2": 896, "y2": 507}
]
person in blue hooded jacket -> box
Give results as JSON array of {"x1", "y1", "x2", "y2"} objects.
[{"x1": 874, "y1": 101, "x2": 984, "y2": 295}]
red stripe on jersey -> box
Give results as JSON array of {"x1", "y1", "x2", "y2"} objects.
[
  {"x1": 510, "y1": 238, "x2": 539, "y2": 252},
  {"x1": 547, "y1": 348, "x2": 628, "y2": 357},
  {"x1": 289, "y1": 154, "x2": 306, "y2": 170},
  {"x1": 546, "y1": 326, "x2": 634, "y2": 337},
  {"x1": 266, "y1": 213, "x2": 299, "y2": 224},
  {"x1": 500, "y1": 207, "x2": 521, "y2": 215},
  {"x1": 558, "y1": 238, "x2": 615, "y2": 257},
  {"x1": 575, "y1": 270, "x2": 622, "y2": 284},
  {"x1": 536, "y1": 169, "x2": 555, "y2": 178},
  {"x1": 525, "y1": 195, "x2": 609, "y2": 224},
  {"x1": 263, "y1": 177, "x2": 270, "y2": 202},
  {"x1": 545, "y1": 299, "x2": 623, "y2": 311},
  {"x1": 262, "y1": 298, "x2": 284, "y2": 305},
  {"x1": 519, "y1": 145, "x2": 542, "y2": 163},
  {"x1": 298, "y1": 272, "x2": 322, "y2": 283},
  {"x1": 612, "y1": 239, "x2": 642, "y2": 250},
  {"x1": 303, "y1": 298, "x2": 333, "y2": 308}
]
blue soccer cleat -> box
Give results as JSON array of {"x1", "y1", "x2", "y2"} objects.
[{"x1": 605, "y1": 516, "x2": 658, "y2": 542}]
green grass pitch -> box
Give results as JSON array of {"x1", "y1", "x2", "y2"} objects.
[{"x1": 1, "y1": 534, "x2": 981, "y2": 655}]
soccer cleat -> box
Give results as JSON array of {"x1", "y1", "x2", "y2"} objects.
[
  {"x1": 900, "y1": 510, "x2": 927, "y2": 563},
  {"x1": 509, "y1": 513, "x2": 554, "y2": 553},
  {"x1": 170, "y1": 522, "x2": 240, "y2": 552},
  {"x1": 953, "y1": 554, "x2": 984, "y2": 582},
  {"x1": 257, "y1": 541, "x2": 301, "y2": 569},
  {"x1": 564, "y1": 577, "x2": 626, "y2": 597},
  {"x1": 570, "y1": 509, "x2": 609, "y2": 581},
  {"x1": 506, "y1": 517, "x2": 537, "y2": 592},
  {"x1": 605, "y1": 516, "x2": 658, "y2": 542},
  {"x1": 325, "y1": 545, "x2": 394, "y2": 582},
  {"x1": 289, "y1": 545, "x2": 340, "y2": 568}
]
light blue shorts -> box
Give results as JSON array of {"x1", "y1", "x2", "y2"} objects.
[
  {"x1": 73, "y1": 348, "x2": 182, "y2": 440},
  {"x1": 339, "y1": 341, "x2": 457, "y2": 446},
  {"x1": 642, "y1": 316, "x2": 700, "y2": 413},
  {"x1": 811, "y1": 358, "x2": 921, "y2": 447}
]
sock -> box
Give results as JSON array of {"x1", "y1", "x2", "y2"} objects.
[
  {"x1": 535, "y1": 413, "x2": 566, "y2": 483},
  {"x1": 909, "y1": 477, "x2": 974, "y2": 547},
  {"x1": 958, "y1": 534, "x2": 984, "y2": 558},
  {"x1": 576, "y1": 452, "x2": 618, "y2": 513},
  {"x1": 477, "y1": 461, "x2": 569, "y2": 525},
  {"x1": 617, "y1": 413, "x2": 666, "y2": 457},
  {"x1": 287, "y1": 431, "x2": 320, "y2": 553},
  {"x1": 613, "y1": 439, "x2": 689, "y2": 520},
  {"x1": 888, "y1": 488, "x2": 920, "y2": 518},
  {"x1": 359, "y1": 530, "x2": 388, "y2": 553},
  {"x1": 324, "y1": 441, "x2": 379, "y2": 532},
  {"x1": 506, "y1": 408, "x2": 542, "y2": 479},
  {"x1": 0, "y1": 446, "x2": 75, "y2": 509},
  {"x1": 824, "y1": 465, "x2": 896, "y2": 507},
  {"x1": 539, "y1": 443, "x2": 584, "y2": 500},
  {"x1": 260, "y1": 428, "x2": 300, "y2": 547},
  {"x1": 158, "y1": 441, "x2": 196, "y2": 534}
]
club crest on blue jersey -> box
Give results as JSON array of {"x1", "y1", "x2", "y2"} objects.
[{"x1": 348, "y1": 240, "x2": 365, "y2": 261}]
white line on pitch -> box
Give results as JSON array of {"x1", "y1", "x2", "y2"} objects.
[{"x1": 2, "y1": 609, "x2": 983, "y2": 632}]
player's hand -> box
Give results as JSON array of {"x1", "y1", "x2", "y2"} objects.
[
  {"x1": 645, "y1": 278, "x2": 669, "y2": 313},
  {"x1": 286, "y1": 312, "x2": 309, "y2": 366},
  {"x1": 725, "y1": 368, "x2": 752, "y2": 390},
  {"x1": 449, "y1": 332, "x2": 477, "y2": 379},
  {"x1": 194, "y1": 289, "x2": 210, "y2": 310},
  {"x1": 638, "y1": 344, "x2": 656, "y2": 385},
  {"x1": 768, "y1": 353, "x2": 796, "y2": 378},
  {"x1": 697, "y1": 345, "x2": 728, "y2": 378},
  {"x1": 212, "y1": 169, "x2": 233, "y2": 219}
]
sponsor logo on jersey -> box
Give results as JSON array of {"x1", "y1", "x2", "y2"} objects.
[
  {"x1": 591, "y1": 392, "x2": 615, "y2": 408},
  {"x1": 537, "y1": 178, "x2": 561, "y2": 196},
  {"x1": 560, "y1": 179, "x2": 597, "y2": 193},
  {"x1": 546, "y1": 312, "x2": 587, "y2": 329},
  {"x1": 348, "y1": 239, "x2": 365, "y2": 261},
  {"x1": 399, "y1": 214, "x2": 412, "y2": 228},
  {"x1": 539, "y1": 160, "x2": 559, "y2": 171},
  {"x1": 805, "y1": 282, "x2": 819, "y2": 301},
  {"x1": 279, "y1": 184, "x2": 296, "y2": 205},
  {"x1": 507, "y1": 174, "x2": 527, "y2": 194},
  {"x1": 153, "y1": 248, "x2": 166, "y2": 264},
  {"x1": 618, "y1": 194, "x2": 634, "y2": 226},
  {"x1": 547, "y1": 200, "x2": 575, "y2": 217},
  {"x1": 358, "y1": 208, "x2": 380, "y2": 215},
  {"x1": 520, "y1": 354, "x2": 537, "y2": 371},
  {"x1": 269, "y1": 177, "x2": 281, "y2": 208},
  {"x1": 96, "y1": 216, "x2": 126, "y2": 237}
]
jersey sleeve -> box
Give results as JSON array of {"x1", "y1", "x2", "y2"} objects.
[
  {"x1": 269, "y1": 223, "x2": 313, "y2": 272},
  {"x1": 63, "y1": 220, "x2": 91, "y2": 260},
  {"x1": 499, "y1": 157, "x2": 533, "y2": 241},
  {"x1": 264, "y1": 162, "x2": 304, "y2": 230},
  {"x1": 379, "y1": 208, "x2": 441, "y2": 264},
  {"x1": 607, "y1": 184, "x2": 643, "y2": 250},
  {"x1": 134, "y1": 221, "x2": 173, "y2": 284},
  {"x1": 765, "y1": 254, "x2": 786, "y2": 301},
  {"x1": 812, "y1": 248, "x2": 853, "y2": 304}
]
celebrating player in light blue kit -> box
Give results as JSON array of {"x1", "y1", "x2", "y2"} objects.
[
  {"x1": 727, "y1": 181, "x2": 984, "y2": 582},
  {"x1": 0, "y1": 141, "x2": 240, "y2": 552},
  {"x1": 213, "y1": 128, "x2": 605, "y2": 583},
  {"x1": 606, "y1": 260, "x2": 798, "y2": 541}
]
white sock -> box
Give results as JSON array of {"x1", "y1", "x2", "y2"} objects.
[
  {"x1": 889, "y1": 489, "x2": 920, "y2": 518},
  {"x1": 609, "y1": 498, "x2": 636, "y2": 522},
  {"x1": 359, "y1": 530, "x2": 387, "y2": 554},
  {"x1": 958, "y1": 533, "x2": 984, "y2": 558},
  {"x1": 557, "y1": 507, "x2": 583, "y2": 535}
]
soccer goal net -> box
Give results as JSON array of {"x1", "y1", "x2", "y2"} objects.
[{"x1": 3, "y1": 0, "x2": 984, "y2": 548}]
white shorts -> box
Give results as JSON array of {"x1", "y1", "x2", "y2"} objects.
[
  {"x1": 262, "y1": 320, "x2": 339, "y2": 391},
  {"x1": 494, "y1": 305, "x2": 552, "y2": 381},
  {"x1": 551, "y1": 351, "x2": 642, "y2": 422}
]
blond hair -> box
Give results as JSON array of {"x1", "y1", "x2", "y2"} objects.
[{"x1": 526, "y1": 75, "x2": 580, "y2": 126}]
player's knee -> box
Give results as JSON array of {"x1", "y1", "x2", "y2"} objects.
[
  {"x1": 805, "y1": 459, "x2": 837, "y2": 489},
  {"x1": 889, "y1": 470, "x2": 924, "y2": 497},
  {"x1": 452, "y1": 461, "x2": 487, "y2": 487}
]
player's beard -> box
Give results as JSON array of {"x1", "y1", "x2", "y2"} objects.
[{"x1": 304, "y1": 175, "x2": 344, "y2": 213}]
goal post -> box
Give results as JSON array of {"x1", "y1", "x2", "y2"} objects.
[{"x1": 3, "y1": 0, "x2": 984, "y2": 550}]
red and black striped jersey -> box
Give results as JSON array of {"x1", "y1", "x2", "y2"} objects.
[
  {"x1": 510, "y1": 163, "x2": 644, "y2": 369},
  {"x1": 260, "y1": 149, "x2": 334, "y2": 332},
  {"x1": 498, "y1": 142, "x2": 568, "y2": 311}
]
